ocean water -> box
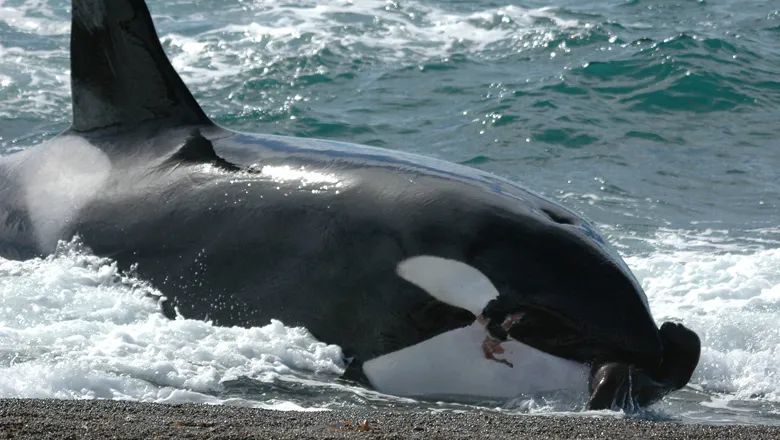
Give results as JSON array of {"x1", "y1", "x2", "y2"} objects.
[{"x1": 0, "y1": 0, "x2": 779, "y2": 426}]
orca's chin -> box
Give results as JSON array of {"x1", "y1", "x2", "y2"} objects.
[{"x1": 586, "y1": 322, "x2": 701, "y2": 411}]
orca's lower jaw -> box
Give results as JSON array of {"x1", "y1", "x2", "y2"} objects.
[{"x1": 586, "y1": 322, "x2": 701, "y2": 411}]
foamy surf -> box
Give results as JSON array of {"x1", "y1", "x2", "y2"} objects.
[
  {"x1": 628, "y1": 230, "x2": 780, "y2": 405},
  {"x1": 0, "y1": 238, "x2": 345, "y2": 410}
]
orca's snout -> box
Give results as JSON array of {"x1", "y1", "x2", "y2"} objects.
[{"x1": 586, "y1": 321, "x2": 701, "y2": 411}]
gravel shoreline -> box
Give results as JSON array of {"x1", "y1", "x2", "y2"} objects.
[{"x1": 1, "y1": 399, "x2": 779, "y2": 439}]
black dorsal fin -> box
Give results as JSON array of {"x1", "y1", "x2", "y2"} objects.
[{"x1": 70, "y1": 0, "x2": 212, "y2": 132}]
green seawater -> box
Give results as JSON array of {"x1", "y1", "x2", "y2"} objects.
[{"x1": 0, "y1": 0, "x2": 778, "y2": 425}]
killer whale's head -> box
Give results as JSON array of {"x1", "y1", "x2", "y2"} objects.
[{"x1": 395, "y1": 202, "x2": 700, "y2": 409}]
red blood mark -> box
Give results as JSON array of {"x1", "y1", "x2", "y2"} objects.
[{"x1": 482, "y1": 335, "x2": 513, "y2": 368}]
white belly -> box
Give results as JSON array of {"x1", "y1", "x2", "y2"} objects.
[{"x1": 363, "y1": 322, "x2": 590, "y2": 399}]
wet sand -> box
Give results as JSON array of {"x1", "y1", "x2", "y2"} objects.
[{"x1": 1, "y1": 399, "x2": 779, "y2": 439}]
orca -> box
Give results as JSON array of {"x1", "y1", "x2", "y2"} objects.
[{"x1": 0, "y1": 0, "x2": 700, "y2": 410}]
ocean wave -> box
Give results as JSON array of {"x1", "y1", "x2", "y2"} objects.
[
  {"x1": 3, "y1": 0, "x2": 778, "y2": 150},
  {"x1": 0, "y1": 0, "x2": 596, "y2": 125},
  {"x1": 0, "y1": 0, "x2": 68, "y2": 36},
  {"x1": 563, "y1": 33, "x2": 774, "y2": 113}
]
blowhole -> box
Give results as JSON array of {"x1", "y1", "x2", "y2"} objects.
[{"x1": 541, "y1": 208, "x2": 575, "y2": 225}]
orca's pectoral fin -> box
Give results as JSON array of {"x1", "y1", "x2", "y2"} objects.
[
  {"x1": 586, "y1": 322, "x2": 701, "y2": 411},
  {"x1": 70, "y1": 0, "x2": 212, "y2": 132},
  {"x1": 586, "y1": 363, "x2": 635, "y2": 410},
  {"x1": 586, "y1": 362, "x2": 673, "y2": 411}
]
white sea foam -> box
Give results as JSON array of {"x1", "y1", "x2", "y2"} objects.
[
  {"x1": 214, "y1": 2, "x2": 583, "y2": 57},
  {"x1": 160, "y1": 1, "x2": 589, "y2": 86},
  {"x1": 0, "y1": 0, "x2": 68, "y2": 35},
  {"x1": 627, "y1": 230, "x2": 780, "y2": 403},
  {"x1": 0, "y1": 43, "x2": 69, "y2": 120},
  {"x1": 0, "y1": 239, "x2": 345, "y2": 409}
]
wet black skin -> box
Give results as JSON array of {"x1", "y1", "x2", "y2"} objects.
[
  {"x1": 0, "y1": 0, "x2": 700, "y2": 409},
  {"x1": 587, "y1": 322, "x2": 701, "y2": 410}
]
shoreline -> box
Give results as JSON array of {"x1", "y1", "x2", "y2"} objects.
[{"x1": 1, "y1": 399, "x2": 779, "y2": 439}]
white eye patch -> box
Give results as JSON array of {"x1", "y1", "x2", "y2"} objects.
[
  {"x1": 396, "y1": 255, "x2": 499, "y2": 316},
  {"x1": 365, "y1": 255, "x2": 589, "y2": 399}
]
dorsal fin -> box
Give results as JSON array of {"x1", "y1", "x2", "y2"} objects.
[{"x1": 70, "y1": 0, "x2": 212, "y2": 132}]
